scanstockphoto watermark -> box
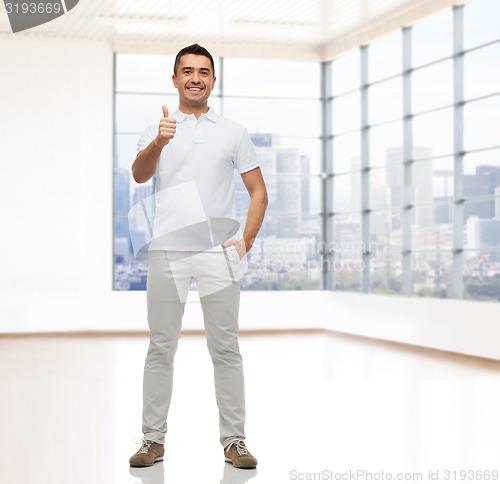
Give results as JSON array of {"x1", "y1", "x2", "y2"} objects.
[
  {"x1": 290, "y1": 469, "x2": 424, "y2": 481},
  {"x1": 289, "y1": 468, "x2": 500, "y2": 481},
  {"x1": 3, "y1": 0, "x2": 79, "y2": 33}
]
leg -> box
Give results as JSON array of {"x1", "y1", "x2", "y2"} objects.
[
  {"x1": 195, "y1": 250, "x2": 246, "y2": 448},
  {"x1": 142, "y1": 250, "x2": 192, "y2": 444}
]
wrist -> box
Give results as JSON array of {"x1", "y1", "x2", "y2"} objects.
[
  {"x1": 154, "y1": 136, "x2": 168, "y2": 149},
  {"x1": 242, "y1": 236, "x2": 254, "y2": 252}
]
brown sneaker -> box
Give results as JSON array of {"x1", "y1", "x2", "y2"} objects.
[
  {"x1": 224, "y1": 440, "x2": 258, "y2": 469},
  {"x1": 129, "y1": 438, "x2": 164, "y2": 467}
]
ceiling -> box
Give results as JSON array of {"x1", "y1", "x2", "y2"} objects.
[{"x1": 0, "y1": 0, "x2": 470, "y2": 60}]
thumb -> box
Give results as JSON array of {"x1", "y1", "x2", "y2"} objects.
[{"x1": 162, "y1": 105, "x2": 169, "y2": 118}]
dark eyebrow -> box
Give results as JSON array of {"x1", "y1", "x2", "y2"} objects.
[{"x1": 181, "y1": 66, "x2": 211, "y2": 72}]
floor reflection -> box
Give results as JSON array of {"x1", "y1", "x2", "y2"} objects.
[{"x1": 1, "y1": 332, "x2": 499, "y2": 484}]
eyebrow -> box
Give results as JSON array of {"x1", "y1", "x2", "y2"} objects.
[{"x1": 181, "y1": 66, "x2": 211, "y2": 72}]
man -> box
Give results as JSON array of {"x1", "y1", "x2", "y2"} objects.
[{"x1": 129, "y1": 44, "x2": 268, "y2": 469}]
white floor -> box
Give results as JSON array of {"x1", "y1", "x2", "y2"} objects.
[{"x1": 1, "y1": 331, "x2": 500, "y2": 484}]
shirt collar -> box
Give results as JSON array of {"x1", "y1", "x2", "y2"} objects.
[{"x1": 173, "y1": 107, "x2": 219, "y2": 124}]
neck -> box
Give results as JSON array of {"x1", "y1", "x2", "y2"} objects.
[{"x1": 178, "y1": 100, "x2": 209, "y2": 120}]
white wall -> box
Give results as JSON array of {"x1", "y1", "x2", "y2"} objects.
[
  {"x1": 1, "y1": 38, "x2": 500, "y2": 362},
  {"x1": 0, "y1": 38, "x2": 114, "y2": 330}
]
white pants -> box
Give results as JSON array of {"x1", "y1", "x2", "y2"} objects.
[{"x1": 142, "y1": 249, "x2": 246, "y2": 448}]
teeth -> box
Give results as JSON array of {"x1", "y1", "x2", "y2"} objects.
[{"x1": 188, "y1": 88, "x2": 202, "y2": 91}]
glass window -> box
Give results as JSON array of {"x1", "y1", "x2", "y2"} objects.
[
  {"x1": 369, "y1": 76, "x2": 402, "y2": 124},
  {"x1": 412, "y1": 60, "x2": 453, "y2": 113},
  {"x1": 279, "y1": 137, "x2": 322, "y2": 175},
  {"x1": 412, "y1": 203, "x2": 454, "y2": 250},
  {"x1": 464, "y1": 95, "x2": 500, "y2": 152},
  {"x1": 331, "y1": 49, "x2": 361, "y2": 96},
  {"x1": 115, "y1": 134, "x2": 140, "y2": 171},
  {"x1": 463, "y1": 170, "x2": 500, "y2": 201},
  {"x1": 463, "y1": 200, "x2": 500, "y2": 243},
  {"x1": 464, "y1": 42, "x2": 500, "y2": 100},
  {"x1": 369, "y1": 120, "x2": 403, "y2": 167},
  {"x1": 223, "y1": 58, "x2": 320, "y2": 99},
  {"x1": 369, "y1": 252, "x2": 402, "y2": 294},
  {"x1": 308, "y1": 176, "x2": 322, "y2": 214},
  {"x1": 411, "y1": 251, "x2": 453, "y2": 298},
  {"x1": 333, "y1": 253, "x2": 363, "y2": 291},
  {"x1": 412, "y1": 158, "x2": 449, "y2": 206},
  {"x1": 413, "y1": 108, "x2": 454, "y2": 159},
  {"x1": 464, "y1": 0, "x2": 500, "y2": 50},
  {"x1": 412, "y1": 9, "x2": 453, "y2": 67},
  {"x1": 223, "y1": 97, "x2": 320, "y2": 137},
  {"x1": 370, "y1": 210, "x2": 403, "y2": 253},
  {"x1": 463, "y1": 198, "x2": 500, "y2": 237},
  {"x1": 113, "y1": 9, "x2": 500, "y2": 300},
  {"x1": 114, "y1": 54, "x2": 322, "y2": 292},
  {"x1": 115, "y1": 54, "x2": 177, "y2": 94},
  {"x1": 240, "y1": 220, "x2": 322, "y2": 290},
  {"x1": 368, "y1": 31, "x2": 403, "y2": 83},
  {"x1": 115, "y1": 218, "x2": 149, "y2": 291},
  {"x1": 411, "y1": 157, "x2": 454, "y2": 201},
  {"x1": 333, "y1": 172, "x2": 361, "y2": 213},
  {"x1": 333, "y1": 131, "x2": 361, "y2": 174},
  {"x1": 331, "y1": 91, "x2": 361, "y2": 134},
  {"x1": 116, "y1": 54, "x2": 221, "y2": 95},
  {"x1": 464, "y1": 148, "x2": 500, "y2": 176},
  {"x1": 463, "y1": 250, "x2": 500, "y2": 302},
  {"x1": 370, "y1": 165, "x2": 404, "y2": 209},
  {"x1": 114, "y1": 172, "x2": 132, "y2": 215},
  {"x1": 331, "y1": 214, "x2": 362, "y2": 292},
  {"x1": 247, "y1": 174, "x2": 321, "y2": 215}
]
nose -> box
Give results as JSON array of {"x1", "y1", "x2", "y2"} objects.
[{"x1": 191, "y1": 71, "x2": 200, "y2": 83}]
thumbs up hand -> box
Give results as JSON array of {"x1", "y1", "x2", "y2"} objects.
[{"x1": 156, "y1": 105, "x2": 176, "y2": 147}]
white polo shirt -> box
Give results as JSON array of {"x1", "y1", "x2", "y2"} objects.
[{"x1": 137, "y1": 107, "x2": 259, "y2": 252}]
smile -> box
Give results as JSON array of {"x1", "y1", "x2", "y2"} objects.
[{"x1": 187, "y1": 87, "x2": 203, "y2": 91}]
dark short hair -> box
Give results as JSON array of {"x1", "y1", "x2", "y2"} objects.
[{"x1": 174, "y1": 44, "x2": 215, "y2": 77}]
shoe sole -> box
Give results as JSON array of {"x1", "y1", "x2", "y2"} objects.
[
  {"x1": 130, "y1": 457, "x2": 164, "y2": 468},
  {"x1": 224, "y1": 457, "x2": 257, "y2": 469}
]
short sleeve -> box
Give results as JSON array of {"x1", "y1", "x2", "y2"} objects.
[
  {"x1": 234, "y1": 128, "x2": 260, "y2": 175},
  {"x1": 137, "y1": 124, "x2": 157, "y2": 155}
]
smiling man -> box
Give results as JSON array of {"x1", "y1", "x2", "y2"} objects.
[{"x1": 129, "y1": 44, "x2": 268, "y2": 469}]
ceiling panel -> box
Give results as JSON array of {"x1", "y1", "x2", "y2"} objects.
[{"x1": 0, "y1": 0, "x2": 470, "y2": 60}]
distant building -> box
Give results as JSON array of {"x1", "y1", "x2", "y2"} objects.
[
  {"x1": 249, "y1": 133, "x2": 306, "y2": 238},
  {"x1": 114, "y1": 172, "x2": 132, "y2": 256},
  {"x1": 464, "y1": 173, "x2": 495, "y2": 220},
  {"x1": 301, "y1": 154, "x2": 311, "y2": 216},
  {"x1": 385, "y1": 146, "x2": 433, "y2": 228},
  {"x1": 466, "y1": 216, "x2": 500, "y2": 262},
  {"x1": 496, "y1": 186, "x2": 500, "y2": 219}
]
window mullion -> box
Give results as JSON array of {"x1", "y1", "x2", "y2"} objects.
[
  {"x1": 402, "y1": 26, "x2": 413, "y2": 297},
  {"x1": 360, "y1": 46, "x2": 370, "y2": 293},
  {"x1": 321, "y1": 61, "x2": 333, "y2": 290},
  {"x1": 453, "y1": 5, "x2": 465, "y2": 299}
]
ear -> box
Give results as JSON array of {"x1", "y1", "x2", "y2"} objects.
[
  {"x1": 172, "y1": 74, "x2": 178, "y2": 88},
  {"x1": 211, "y1": 75, "x2": 216, "y2": 90}
]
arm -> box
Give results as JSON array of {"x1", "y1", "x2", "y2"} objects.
[
  {"x1": 222, "y1": 167, "x2": 268, "y2": 258},
  {"x1": 131, "y1": 139, "x2": 164, "y2": 184},
  {"x1": 132, "y1": 105, "x2": 176, "y2": 184}
]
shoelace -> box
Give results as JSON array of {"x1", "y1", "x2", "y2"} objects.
[
  {"x1": 226, "y1": 440, "x2": 250, "y2": 456},
  {"x1": 133, "y1": 437, "x2": 154, "y2": 454}
]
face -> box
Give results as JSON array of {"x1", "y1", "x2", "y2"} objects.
[{"x1": 173, "y1": 53, "x2": 216, "y2": 108}]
